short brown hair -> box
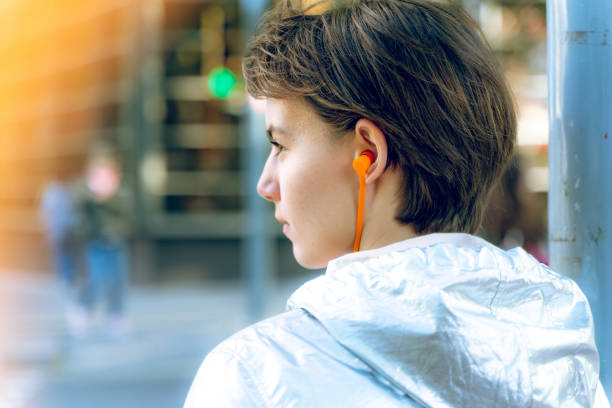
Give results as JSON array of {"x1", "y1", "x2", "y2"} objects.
[{"x1": 243, "y1": 0, "x2": 516, "y2": 234}]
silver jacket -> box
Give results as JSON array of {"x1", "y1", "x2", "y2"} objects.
[{"x1": 185, "y1": 233, "x2": 610, "y2": 407}]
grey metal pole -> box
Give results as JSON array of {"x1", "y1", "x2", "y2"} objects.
[
  {"x1": 240, "y1": 0, "x2": 270, "y2": 323},
  {"x1": 547, "y1": 0, "x2": 612, "y2": 393},
  {"x1": 242, "y1": 107, "x2": 270, "y2": 323}
]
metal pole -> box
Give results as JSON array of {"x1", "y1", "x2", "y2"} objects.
[
  {"x1": 547, "y1": 0, "x2": 612, "y2": 393},
  {"x1": 240, "y1": 0, "x2": 270, "y2": 323},
  {"x1": 126, "y1": 0, "x2": 163, "y2": 283}
]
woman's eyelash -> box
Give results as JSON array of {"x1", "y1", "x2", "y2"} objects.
[{"x1": 270, "y1": 140, "x2": 285, "y2": 152}]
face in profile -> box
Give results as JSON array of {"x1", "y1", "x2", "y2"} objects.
[{"x1": 257, "y1": 98, "x2": 359, "y2": 269}]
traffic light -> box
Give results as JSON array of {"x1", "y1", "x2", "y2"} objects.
[{"x1": 207, "y1": 66, "x2": 236, "y2": 99}]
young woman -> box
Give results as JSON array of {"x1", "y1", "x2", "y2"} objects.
[{"x1": 185, "y1": 1, "x2": 609, "y2": 406}]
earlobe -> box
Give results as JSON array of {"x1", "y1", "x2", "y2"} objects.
[{"x1": 354, "y1": 118, "x2": 388, "y2": 183}]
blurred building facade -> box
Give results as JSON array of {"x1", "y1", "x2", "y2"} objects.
[
  {"x1": 0, "y1": 0, "x2": 549, "y2": 281},
  {"x1": 0, "y1": 0, "x2": 276, "y2": 281}
]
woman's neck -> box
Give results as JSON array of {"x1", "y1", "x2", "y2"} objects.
[{"x1": 358, "y1": 168, "x2": 418, "y2": 251}]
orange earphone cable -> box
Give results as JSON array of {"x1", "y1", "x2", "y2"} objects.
[
  {"x1": 353, "y1": 173, "x2": 366, "y2": 252},
  {"x1": 352, "y1": 151, "x2": 374, "y2": 252}
]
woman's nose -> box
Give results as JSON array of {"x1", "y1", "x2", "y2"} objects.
[{"x1": 257, "y1": 155, "x2": 280, "y2": 202}]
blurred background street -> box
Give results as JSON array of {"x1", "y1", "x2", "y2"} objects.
[{"x1": 0, "y1": 271, "x2": 317, "y2": 408}]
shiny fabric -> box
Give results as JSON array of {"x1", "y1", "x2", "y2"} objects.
[{"x1": 185, "y1": 233, "x2": 610, "y2": 407}]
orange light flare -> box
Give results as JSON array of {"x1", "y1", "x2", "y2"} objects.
[{"x1": 0, "y1": 0, "x2": 130, "y2": 357}]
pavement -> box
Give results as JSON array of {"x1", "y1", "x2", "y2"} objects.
[{"x1": 0, "y1": 271, "x2": 318, "y2": 408}]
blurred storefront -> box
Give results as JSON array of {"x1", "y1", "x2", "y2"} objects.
[{"x1": 0, "y1": 0, "x2": 284, "y2": 282}]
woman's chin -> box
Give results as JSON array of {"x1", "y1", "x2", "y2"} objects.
[
  {"x1": 292, "y1": 244, "x2": 351, "y2": 270},
  {"x1": 292, "y1": 246, "x2": 328, "y2": 270}
]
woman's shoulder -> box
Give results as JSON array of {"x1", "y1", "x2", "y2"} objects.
[
  {"x1": 184, "y1": 309, "x2": 340, "y2": 407},
  {"x1": 204, "y1": 308, "x2": 360, "y2": 371},
  {"x1": 185, "y1": 307, "x2": 419, "y2": 407}
]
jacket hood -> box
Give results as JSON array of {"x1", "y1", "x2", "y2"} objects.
[{"x1": 287, "y1": 233, "x2": 601, "y2": 407}]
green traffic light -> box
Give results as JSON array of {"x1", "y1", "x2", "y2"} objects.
[{"x1": 207, "y1": 67, "x2": 236, "y2": 99}]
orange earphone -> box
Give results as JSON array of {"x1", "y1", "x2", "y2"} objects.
[{"x1": 352, "y1": 150, "x2": 375, "y2": 252}]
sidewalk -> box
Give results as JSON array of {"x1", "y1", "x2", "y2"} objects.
[{"x1": 0, "y1": 272, "x2": 317, "y2": 408}]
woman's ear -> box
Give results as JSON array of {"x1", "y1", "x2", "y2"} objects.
[{"x1": 353, "y1": 118, "x2": 388, "y2": 184}]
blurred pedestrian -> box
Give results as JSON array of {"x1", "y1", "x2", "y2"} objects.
[
  {"x1": 186, "y1": 1, "x2": 609, "y2": 407},
  {"x1": 40, "y1": 177, "x2": 78, "y2": 292},
  {"x1": 74, "y1": 147, "x2": 131, "y2": 339},
  {"x1": 40, "y1": 169, "x2": 81, "y2": 332}
]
